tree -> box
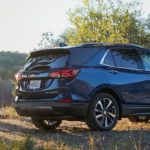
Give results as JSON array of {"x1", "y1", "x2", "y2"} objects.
[
  {"x1": 142, "y1": 15, "x2": 150, "y2": 48},
  {"x1": 65, "y1": 0, "x2": 149, "y2": 48},
  {"x1": 146, "y1": 14, "x2": 150, "y2": 30},
  {"x1": 37, "y1": 0, "x2": 149, "y2": 48},
  {"x1": 38, "y1": 32, "x2": 67, "y2": 49}
]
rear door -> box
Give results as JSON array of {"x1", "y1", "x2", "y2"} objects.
[{"x1": 102, "y1": 47, "x2": 150, "y2": 104}]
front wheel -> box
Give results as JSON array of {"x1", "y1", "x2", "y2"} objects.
[
  {"x1": 86, "y1": 93, "x2": 119, "y2": 131},
  {"x1": 31, "y1": 118, "x2": 62, "y2": 131}
]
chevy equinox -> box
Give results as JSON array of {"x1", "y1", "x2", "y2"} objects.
[{"x1": 15, "y1": 43, "x2": 150, "y2": 131}]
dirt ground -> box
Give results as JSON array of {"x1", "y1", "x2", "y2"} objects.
[{"x1": 0, "y1": 118, "x2": 150, "y2": 149}]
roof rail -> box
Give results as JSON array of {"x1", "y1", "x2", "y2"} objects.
[
  {"x1": 79, "y1": 42, "x2": 143, "y2": 48},
  {"x1": 79, "y1": 42, "x2": 109, "y2": 47}
]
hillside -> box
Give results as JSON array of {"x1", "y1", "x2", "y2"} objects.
[
  {"x1": 0, "y1": 51, "x2": 27, "y2": 79},
  {"x1": 0, "y1": 51, "x2": 28, "y2": 107}
]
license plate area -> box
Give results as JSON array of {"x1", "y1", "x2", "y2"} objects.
[{"x1": 30, "y1": 80, "x2": 41, "y2": 89}]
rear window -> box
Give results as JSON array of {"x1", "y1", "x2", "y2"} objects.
[
  {"x1": 22, "y1": 47, "x2": 99, "y2": 71},
  {"x1": 22, "y1": 54, "x2": 68, "y2": 71},
  {"x1": 67, "y1": 47, "x2": 99, "y2": 65}
]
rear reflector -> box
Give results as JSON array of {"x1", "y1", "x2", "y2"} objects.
[
  {"x1": 49, "y1": 68, "x2": 80, "y2": 78},
  {"x1": 58, "y1": 99, "x2": 73, "y2": 103}
]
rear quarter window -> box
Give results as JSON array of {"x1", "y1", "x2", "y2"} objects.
[
  {"x1": 67, "y1": 47, "x2": 99, "y2": 65},
  {"x1": 102, "y1": 50, "x2": 115, "y2": 66}
]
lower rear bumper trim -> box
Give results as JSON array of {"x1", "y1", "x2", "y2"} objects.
[{"x1": 15, "y1": 100, "x2": 89, "y2": 119}]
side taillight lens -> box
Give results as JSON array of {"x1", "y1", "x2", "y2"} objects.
[
  {"x1": 15, "y1": 73, "x2": 22, "y2": 82},
  {"x1": 49, "y1": 68, "x2": 80, "y2": 78}
]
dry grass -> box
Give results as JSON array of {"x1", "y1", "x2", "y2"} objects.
[
  {"x1": 0, "y1": 106, "x2": 150, "y2": 150},
  {"x1": 0, "y1": 106, "x2": 20, "y2": 119}
]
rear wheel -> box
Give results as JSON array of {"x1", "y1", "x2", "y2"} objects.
[
  {"x1": 31, "y1": 118, "x2": 62, "y2": 131},
  {"x1": 86, "y1": 93, "x2": 119, "y2": 131},
  {"x1": 128, "y1": 116, "x2": 149, "y2": 123}
]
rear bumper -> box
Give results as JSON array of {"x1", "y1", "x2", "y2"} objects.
[{"x1": 15, "y1": 99, "x2": 89, "y2": 119}]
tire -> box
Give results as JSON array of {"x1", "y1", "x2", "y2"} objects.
[
  {"x1": 128, "y1": 116, "x2": 149, "y2": 123},
  {"x1": 31, "y1": 118, "x2": 62, "y2": 131},
  {"x1": 86, "y1": 93, "x2": 119, "y2": 131}
]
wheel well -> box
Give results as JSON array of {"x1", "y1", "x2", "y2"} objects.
[{"x1": 94, "y1": 88, "x2": 122, "y2": 119}]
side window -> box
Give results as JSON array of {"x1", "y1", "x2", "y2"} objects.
[
  {"x1": 111, "y1": 49, "x2": 141, "y2": 69},
  {"x1": 139, "y1": 50, "x2": 150, "y2": 71},
  {"x1": 67, "y1": 48, "x2": 99, "y2": 65},
  {"x1": 103, "y1": 50, "x2": 115, "y2": 66}
]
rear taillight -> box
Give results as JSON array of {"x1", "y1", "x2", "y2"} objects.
[
  {"x1": 15, "y1": 73, "x2": 22, "y2": 82},
  {"x1": 49, "y1": 68, "x2": 80, "y2": 78}
]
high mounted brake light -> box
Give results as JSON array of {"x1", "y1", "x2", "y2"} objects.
[{"x1": 49, "y1": 69, "x2": 80, "y2": 78}]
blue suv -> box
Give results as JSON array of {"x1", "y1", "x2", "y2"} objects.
[{"x1": 15, "y1": 43, "x2": 150, "y2": 131}]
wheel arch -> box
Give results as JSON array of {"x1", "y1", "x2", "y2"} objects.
[{"x1": 89, "y1": 87, "x2": 123, "y2": 119}]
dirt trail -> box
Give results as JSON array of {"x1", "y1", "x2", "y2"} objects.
[{"x1": 0, "y1": 118, "x2": 150, "y2": 149}]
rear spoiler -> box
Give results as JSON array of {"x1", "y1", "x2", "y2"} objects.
[{"x1": 30, "y1": 48, "x2": 70, "y2": 57}]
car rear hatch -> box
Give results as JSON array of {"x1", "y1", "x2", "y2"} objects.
[{"x1": 16, "y1": 48, "x2": 70, "y2": 99}]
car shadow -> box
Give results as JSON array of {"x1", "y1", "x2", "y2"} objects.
[{"x1": 0, "y1": 120, "x2": 150, "y2": 148}]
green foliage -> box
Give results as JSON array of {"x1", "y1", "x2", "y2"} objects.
[
  {"x1": 0, "y1": 51, "x2": 27, "y2": 79},
  {"x1": 36, "y1": 0, "x2": 150, "y2": 49},
  {"x1": 143, "y1": 15, "x2": 150, "y2": 48},
  {"x1": 146, "y1": 15, "x2": 150, "y2": 30},
  {"x1": 65, "y1": 0, "x2": 149, "y2": 48}
]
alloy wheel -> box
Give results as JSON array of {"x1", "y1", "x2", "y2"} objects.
[{"x1": 95, "y1": 98, "x2": 117, "y2": 128}]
